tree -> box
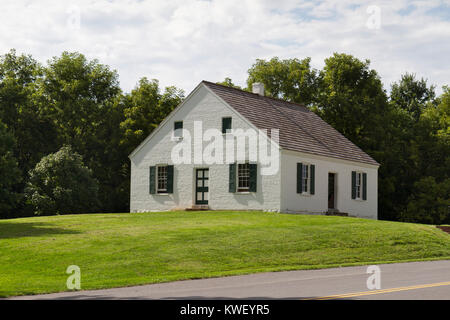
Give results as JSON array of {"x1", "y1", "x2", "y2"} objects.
[
  {"x1": 0, "y1": 120, "x2": 21, "y2": 218},
  {"x1": 25, "y1": 145, "x2": 99, "y2": 215},
  {"x1": 400, "y1": 177, "x2": 450, "y2": 225},
  {"x1": 216, "y1": 77, "x2": 242, "y2": 89},
  {"x1": 120, "y1": 77, "x2": 184, "y2": 154},
  {"x1": 39, "y1": 52, "x2": 125, "y2": 212},
  {"x1": 247, "y1": 57, "x2": 320, "y2": 105},
  {"x1": 0, "y1": 50, "x2": 57, "y2": 191},
  {"x1": 390, "y1": 73, "x2": 436, "y2": 121}
]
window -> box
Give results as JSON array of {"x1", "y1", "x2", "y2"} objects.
[
  {"x1": 157, "y1": 165, "x2": 168, "y2": 193},
  {"x1": 355, "y1": 172, "x2": 362, "y2": 199},
  {"x1": 302, "y1": 164, "x2": 309, "y2": 193},
  {"x1": 237, "y1": 163, "x2": 250, "y2": 192},
  {"x1": 222, "y1": 117, "x2": 232, "y2": 134},
  {"x1": 174, "y1": 121, "x2": 183, "y2": 137}
]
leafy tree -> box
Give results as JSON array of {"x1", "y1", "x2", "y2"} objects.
[
  {"x1": 120, "y1": 77, "x2": 184, "y2": 154},
  {"x1": 39, "y1": 52, "x2": 124, "y2": 212},
  {"x1": 247, "y1": 57, "x2": 320, "y2": 105},
  {"x1": 25, "y1": 145, "x2": 99, "y2": 215},
  {"x1": 400, "y1": 177, "x2": 450, "y2": 224},
  {"x1": 314, "y1": 53, "x2": 390, "y2": 153},
  {"x1": 390, "y1": 73, "x2": 436, "y2": 121},
  {"x1": 0, "y1": 120, "x2": 21, "y2": 218},
  {"x1": 0, "y1": 50, "x2": 57, "y2": 185},
  {"x1": 216, "y1": 77, "x2": 242, "y2": 89}
]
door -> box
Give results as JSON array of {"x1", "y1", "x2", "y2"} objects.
[
  {"x1": 328, "y1": 173, "x2": 336, "y2": 209},
  {"x1": 195, "y1": 168, "x2": 209, "y2": 205}
]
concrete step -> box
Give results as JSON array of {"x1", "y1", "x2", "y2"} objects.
[{"x1": 186, "y1": 205, "x2": 210, "y2": 211}]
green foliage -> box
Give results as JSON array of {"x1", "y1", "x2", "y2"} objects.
[
  {"x1": 247, "y1": 57, "x2": 320, "y2": 105},
  {"x1": 216, "y1": 77, "x2": 242, "y2": 89},
  {"x1": 314, "y1": 53, "x2": 389, "y2": 152},
  {"x1": 0, "y1": 50, "x2": 57, "y2": 190},
  {"x1": 25, "y1": 145, "x2": 99, "y2": 215},
  {"x1": 0, "y1": 121, "x2": 21, "y2": 217},
  {"x1": 401, "y1": 177, "x2": 450, "y2": 224},
  {"x1": 120, "y1": 77, "x2": 184, "y2": 154},
  {"x1": 390, "y1": 73, "x2": 436, "y2": 121}
]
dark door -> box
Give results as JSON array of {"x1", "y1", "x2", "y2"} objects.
[
  {"x1": 195, "y1": 169, "x2": 209, "y2": 205},
  {"x1": 328, "y1": 173, "x2": 335, "y2": 209}
]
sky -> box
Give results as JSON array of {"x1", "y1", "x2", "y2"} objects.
[{"x1": 0, "y1": 0, "x2": 449, "y2": 95}]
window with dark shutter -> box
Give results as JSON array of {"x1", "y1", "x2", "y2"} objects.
[
  {"x1": 351, "y1": 171, "x2": 356, "y2": 199},
  {"x1": 222, "y1": 117, "x2": 232, "y2": 134},
  {"x1": 297, "y1": 163, "x2": 303, "y2": 193},
  {"x1": 310, "y1": 164, "x2": 315, "y2": 195},
  {"x1": 362, "y1": 173, "x2": 367, "y2": 200},
  {"x1": 149, "y1": 166, "x2": 156, "y2": 194},
  {"x1": 249, "y1": 163, "x2": 257, "y2": 192},
  {"x1": 229, "y1": 163, "x2": 236, "y2": 192},
  {"x1": 167, "y1": 165, "x2": 174, "y2": 193}
]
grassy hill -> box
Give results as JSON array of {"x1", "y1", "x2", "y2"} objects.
[{"x1": 1, "y1": 211, "x2": 449, "y2": 297}]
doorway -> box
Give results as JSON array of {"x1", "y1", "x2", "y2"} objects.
[
  {"x1": 195, "y1": 168, "x2": 209, "y2": 205},
  {"x1": 328, "y1": 173, "x2": 336, "y2": 209}
]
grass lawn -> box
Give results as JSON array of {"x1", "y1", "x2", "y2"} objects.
[{"x1": 1, "y1": 211, "x2": 449, "y2": 297}]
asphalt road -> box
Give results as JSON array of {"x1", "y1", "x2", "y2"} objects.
[{"x1": 8, "y1": 260, "x2": 450, "y2": 300}]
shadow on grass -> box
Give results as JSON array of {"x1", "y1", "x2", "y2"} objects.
[{"x1": 0, "y1": 222, "x2": 81, "y2": 239}]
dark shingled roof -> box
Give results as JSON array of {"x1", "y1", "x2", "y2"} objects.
[{"x1": 203, "y1": 80, "x2": 379, "y2": 166}]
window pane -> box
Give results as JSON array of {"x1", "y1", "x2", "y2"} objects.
[
  {"x1": 238, "y1": 163, "x2": 250, "y2": 191},
  {"x1": 222, "y1": 117, "x2": 232, "y2": 133},
  {"x1": 157, "y1": 166, "x2": 167, "y2": 192},
  {"x1": 174, "y1": 121, "x2": 183, "y2": 137}
]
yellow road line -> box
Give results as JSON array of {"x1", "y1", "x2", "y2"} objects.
[{"x1": 304, "y1": 281, "x2": 450, "y2": 300}]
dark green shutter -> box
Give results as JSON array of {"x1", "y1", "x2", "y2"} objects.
[
  {"x1": 310, "y1": 164, "x2": 315, "y2": 195},
  {"x1": 362, "y1": 172, "x2": 367, "y2": 200},
  {"x1": 351, "y1": 171, "x2": 356, "y2": 199},
  {"x1": 222, "y1": 117, "x2": 232, "y2": 134},
  {"x1": 229, "y1": 163, "x2": 236, "y2": 192},
  {"x1": 249, "y1": 163, "x2": 257, "y2": 192},
  {"x1": 297, "y1": 163, "x2": 303, "y2": 193},
  {"x1": 167, "y1": 165, "x2": 174, "y2": 193},
  {"x1": 149, "y1": 166, "x2": 156, "y2": 194}
]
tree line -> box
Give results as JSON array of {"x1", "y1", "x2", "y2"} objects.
[{"x1": 0, "y1": 50, "x2": 448, "y2": 224}]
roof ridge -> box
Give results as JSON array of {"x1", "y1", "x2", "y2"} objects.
[{"x1": 201, "y1": 80, "x2": 309, "y2": 111}]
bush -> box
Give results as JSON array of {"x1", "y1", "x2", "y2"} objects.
[{"x1": 25, "y1": 145, "x2": 99, "y2": 215}]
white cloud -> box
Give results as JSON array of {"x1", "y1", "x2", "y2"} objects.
[{"x1": 0, "y1": 0, "x2": 448, "y2": 94}]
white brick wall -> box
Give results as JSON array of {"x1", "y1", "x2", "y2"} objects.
[
  {"x1": 280, "y1": 150, "x2": 378, "y2": 219},
  {"x1": 130, "y1": 85, "x2": 282, "y2": 212}
]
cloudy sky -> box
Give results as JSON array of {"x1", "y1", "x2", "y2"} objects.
[{"x1": 1, "y1": 0, "x2": 449, "y2": 95}]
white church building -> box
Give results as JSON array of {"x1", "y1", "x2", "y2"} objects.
[{"x1": 129, "y1": 81, "x2": 379, "y2": 219}]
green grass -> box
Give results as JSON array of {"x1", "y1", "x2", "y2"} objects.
[{"x1": 1, "y1": 211, "x2": 449, "y2": 297}]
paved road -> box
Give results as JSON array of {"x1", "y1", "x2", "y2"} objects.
[{"x1": 8, "y1": 260, "x2": 450, "y2": 300}]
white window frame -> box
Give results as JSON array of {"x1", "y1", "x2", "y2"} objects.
[
  {"x1": 237, "y1": 162, "x2": 250, "y2": 192},
  {"x1": 302, "y1": 163, "x2": 310, "y2": 194},
  {"x1": 355, "y1": 171, "x2": 362, "y2": 200},
  {"x1": 156, "y1": 165, "x2": 168, "y2": 194}
]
